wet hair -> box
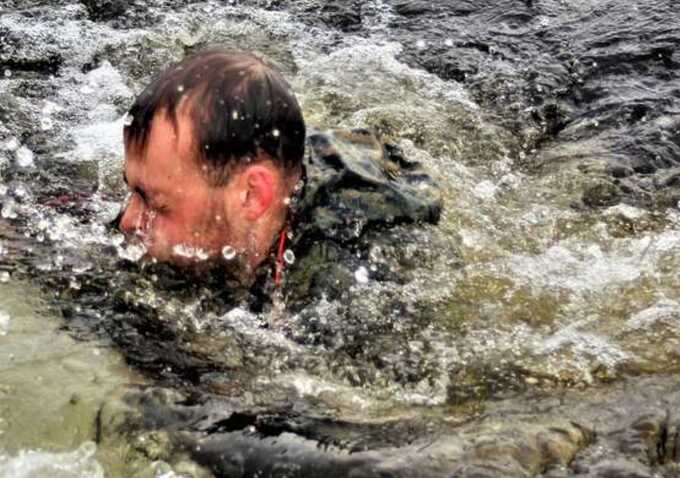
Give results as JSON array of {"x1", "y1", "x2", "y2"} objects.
[{"x1": 123, "y1": 49, "x2": 306, "y2": 184}]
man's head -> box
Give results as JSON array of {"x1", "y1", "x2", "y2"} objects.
[{"x1": 119, "y1": 49, "x2": 305, "y2": 279}]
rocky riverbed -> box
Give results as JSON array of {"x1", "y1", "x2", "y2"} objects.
[{"x1": 1, "y1": 0, "x2": 679, "y2": 476}]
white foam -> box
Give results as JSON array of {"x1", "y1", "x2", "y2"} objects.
[
  {"x1": 171, "y1": 244, "x2": 210, "y2": 261},
  {"x1": 503, "y1": 231, "x2": 680, "y2": 294},
  {"x1": 473, "y1": 180, "x2": 498, "y2": 201},
  {"x1": 538, "y1": 320, "x2": 630, "y2": 368},
  {"x1": 0, "y1": 310, "x2": 9, "y2": 335},
  {"x1": 627, "y1": 299, "x2": 680, "y2": 330},
  {"x1": 295, "y1": 38, "x2": 473, "y2": 106},
  {"x1": 15, "y1": 147, "x2": 34, "y2": 168},
  {"x1": 0, "y1": 442, "x2": 104, "y2": 478}
]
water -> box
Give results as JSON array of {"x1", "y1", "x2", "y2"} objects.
[
  {"x1": 1, "y1": 0, "x2": 679, "y2": 476},
  {"x1": 0, "y1": 281, "x2": 148, "y2": 475}
]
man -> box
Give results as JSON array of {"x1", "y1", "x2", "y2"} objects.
[
  {"x1": 88, "y1": 49, "x2": 446, "y2": 475},
  {"x1": 118, "y1": 48, "x2": 442, "y2": 299},
  {"x1": 119, "y1": 50, "x2": 305, "y2": 284}
]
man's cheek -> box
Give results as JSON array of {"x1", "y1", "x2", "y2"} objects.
[{"x1": 145, "y1": 219, "x2": 171, "y2": 257}]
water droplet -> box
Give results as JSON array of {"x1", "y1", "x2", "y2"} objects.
[
  {"x1": 15, "y1": 146, "x2": 34, "y2": 168},
  {"x1": 177, "y1": 84, "x2": 185, "y2": 93},
  {"x1": 0, "y1": 185, "x2": 7, "y2": 195},
  {"x1": 272, "y1": 128, "x2": 280, "y2": 138},
  {"x1": 354, "y1": 266, "x2": 369, "y2": 284},
  {"x1": 123, "y1": 113, "x2": 134, "y2": 126},
  {"x1": 0, "y1": 271, "x2": 10, "y2": 283},
  {"x1": 444, "y1": 38, "x2": 454, "y2": 47},
  {"x1": 73, "y1": 262, "x2": 92, "y2": 274},
  {"x1": 232, "y1": 110, "x2": 239, "y2": 120},
  {"x1": 1, "y1": 137, "x2": 19, "y2": 152},
  {"x1": 69, "y1": 278, "x2": 81, "y2": 290},
  {"x1": 118, "y1": 242, "x2": 146, "y2": 262},
  {"x1": 1, "y1": 200, "x2": 18, "y2": 219},
  {"x1": 13, "y1": 184, "x2": 28, "y2": 199},
  {"x1": 3, "y1": 69, "x2": 11, "y2": 78},
  {"x1": 0, "y1": 311, "x2": 10, "y2": 335},
  {"x1": 222, "y1": 245, "x2": 236, "y2": 260},
  {"x1": 283, "y1": 197, "x2": 291, "y2": 205},
  {"x1": 0, "y1": 243, "x2": 5, "y2": 256},
  {"x1": 283, "y1": 249, "x2": 295, "y2": 265},
  {"x1": 172, "y1": 244, "x2": 209, "y2": 261},
  {"x1": 40, "y1": 116, "x2": 53, "y2": 131},
  {"x1": 415, "y1": 39, "x2": 427, "y2": 49}
]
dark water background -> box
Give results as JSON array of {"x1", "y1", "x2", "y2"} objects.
[{"x1": 1, "y1": 0, "x2": 680, "y2": 476}]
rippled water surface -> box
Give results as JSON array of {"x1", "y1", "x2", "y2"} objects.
[{"x1": 1, "y1": 0, "x2": 679, "y2": 476}]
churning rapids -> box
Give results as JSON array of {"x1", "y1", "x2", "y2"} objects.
[{"x1": 1, "y1": 0, "x2": 680, "y2": 477}]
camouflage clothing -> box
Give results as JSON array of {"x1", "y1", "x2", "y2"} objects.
[{"x1": 272, "y1": 128, "x2": 442, "y2": 307}]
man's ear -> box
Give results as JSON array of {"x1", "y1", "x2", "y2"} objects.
[{"x1": 242, "y1": 165, "x2": 275, "y2": 220}]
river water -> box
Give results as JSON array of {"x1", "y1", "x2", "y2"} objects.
[{"x1": 1, "y1": 0, "x2": 679, "y2": 476}]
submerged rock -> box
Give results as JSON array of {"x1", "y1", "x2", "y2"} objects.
[
  {"x1": 317, "y1": 1, "x2": 363, "y2": 32},
  {"x1": 98, "y1": 374, "x2": 680, "y2": 476},
  {"x1": 98, "y1": 384, "x2": 591, "y2": 478}
]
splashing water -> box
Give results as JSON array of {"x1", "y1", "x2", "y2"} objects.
[
  {"x1": 2, "y1": 0, "x2": 680, "y2": 475},
  {"x1": 15, "y1": 147, "x2": 34, "y2": 168},
  {"x1": 172, "y1": 243, "x2": 210, "y2": 261},
  {"x1": 221, "y1": 245, "x2": 236, "y2": 260},
  {"x1": 0, "y1": 442, "x2": 104, "y2": 478},
  {"x1": 0, "y1": 310, "x2": 10, "y2": 335}
]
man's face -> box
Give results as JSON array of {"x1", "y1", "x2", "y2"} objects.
[{"x1": 119, "y1": 111, "x2": 233, "y2": 264}]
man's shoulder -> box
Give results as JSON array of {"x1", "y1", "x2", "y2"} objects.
[
  {"x1": 298, "y1": 127, "x2": 442, "y2": 242},
  {"x1": 282, "y1": 127, "x2": 447, "y2": 307}
]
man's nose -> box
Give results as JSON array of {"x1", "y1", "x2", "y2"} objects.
[{"x1": 118, "y1": 196, "x2": 142, "y2": 235}]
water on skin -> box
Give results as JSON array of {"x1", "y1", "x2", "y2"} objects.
[{"x1": 0, "y1": 0, "x2": 679, "y2": 475}]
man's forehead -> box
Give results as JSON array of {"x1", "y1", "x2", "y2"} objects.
[
  {"x1": 148, "y1": 109, "x2": 195, "y2": 157},
  {"x1": 125, "y1": 109, "x2": 199, "y2": 175}
]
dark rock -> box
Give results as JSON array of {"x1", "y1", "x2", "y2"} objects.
[
  {"x1": 0, "y1": 54, "x2": 62, "y2": 77},
  {"x1": 393, "y1": 1, "x2": 440, "y2": 17},
  {"x1": 588, "y1": 459, "x2": 655, "y2": 478},
  {"x1": 0, "y1": 25, "x2": 63, "y2": 77},
  {"x1": 98, "y1": 386, "x2": 591, "y2": 478},
  {"x1": 80, "y1": 0, "x2": 130, "y2": 21},
  {"x1": 582, "y1": 181, "x2": 621, "y2": 208},
  {"x1": 418, "y1": 49, "x2": 480, "y2": 83},
  {"x1": 318, "y1": 1, "x2": 362, "y2": 32}
]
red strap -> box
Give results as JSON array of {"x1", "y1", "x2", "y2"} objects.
[{"x1": 274, "y1": 226, "x2": 287, "y2": 285}]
